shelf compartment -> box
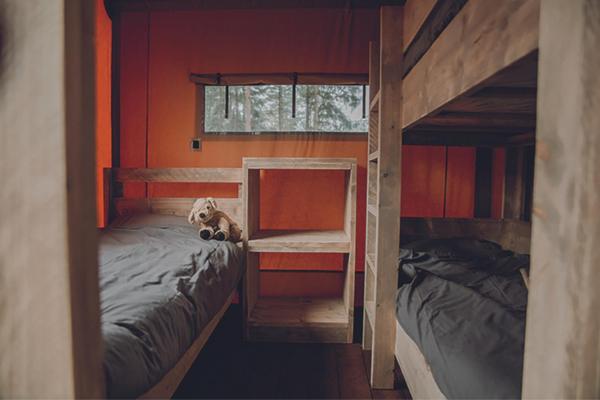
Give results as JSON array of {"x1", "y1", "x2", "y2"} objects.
[
  {"x1": 247, "y1": 297, "x2": 349, "y2": 343},
  {"x1": 248, "y1": 229, "x2": 351, "y2": 253}
]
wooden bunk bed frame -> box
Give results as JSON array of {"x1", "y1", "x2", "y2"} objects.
[
  {"x1": 106, "y1": 167, "x2": 244, "y2": 399},
  {"x1": 363, "y1": 0, "x2": 600, "y2": 398}
]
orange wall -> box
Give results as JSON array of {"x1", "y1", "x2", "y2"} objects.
[
  {"x1": 116, "y1": 8, "x2": 482, "y2": 300},
  {"x1": 96, "y1": 0, "x2": 112, "y2": 227}
]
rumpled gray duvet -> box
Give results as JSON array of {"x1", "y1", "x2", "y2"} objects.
[
  {"x1": 396, "y1": 238, "x2": 529, "y2": 399},
  {"x1": 99, "y1": 214, "x2": 244, "y2": 398}
]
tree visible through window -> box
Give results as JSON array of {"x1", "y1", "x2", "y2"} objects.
[{"x1": 204, "y1": 85, "x2": 368, "y2": 133}]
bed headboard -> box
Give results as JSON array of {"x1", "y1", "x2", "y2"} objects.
[
  {"x1": 106, "y1": 168, "x2": 243, "y2": 226},
  {"x1": 400, "y1": 217, "x2": 532, "y2": 254}
]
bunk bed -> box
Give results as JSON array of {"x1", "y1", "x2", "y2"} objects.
[
  {"x1": 364, "y1": 1, "x2": 540, "y2": 398},
  {"x1": 100, "y1": 168, "x2": 245, "y2": 398}
]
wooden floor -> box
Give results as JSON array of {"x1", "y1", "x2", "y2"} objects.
[{"x1": 174, "y1": 304, "x2": 411, "y2": 399}]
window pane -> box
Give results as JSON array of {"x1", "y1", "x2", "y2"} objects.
[{"x1": 204, "y1": 85, "x2": 368, "y2": 133}]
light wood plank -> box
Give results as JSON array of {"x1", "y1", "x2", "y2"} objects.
[
  {"x1": 114, "y1": 197, "x2": 243, "y2": 225},
  {"x1": 243, "y1": 166, "x2": 261, "y2": 335},
  {"x1": 403, "y1": 0, "x2": 437, "y2": 51},
  {"x1": 0, "y1": 1, "x2": 103, "y2": 397},
  {"x1": 243, "y1": 157, "x2": 354, "y2": 170},
  {"x1": 139, "y1": 292, "x2": 234, "y2": 399},
  {"x1": 370, "y1": 5, "x2": 404, "y2": 390},
  {"x1": 114, "y1": 167, "x2": 242, "y2": 183},
  {"x1": 247, "y1": 298, "x2": 349, "y2": 343},
  {"x1": 248, "y1": 230, "x2": 351, "y2": 253},
  {"x1": 523, "y1": 1, "x2": 600, "y2": 398},
  {"x1": 403, "y1": 0, "x2": 540, "y2": 129},
  {"x1": 343, "y1": 166, "x2": 357, "y2": 342},
  {"x1": 395, "y1": 321, "x2": 446, "y2": 399}
]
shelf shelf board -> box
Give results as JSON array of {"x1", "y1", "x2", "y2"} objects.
[
  {"x1": 247, "y1": 297, "x2": 349, "y2": 342},
  {"x1": 368, "y1": 150, "x2": 379, "y2": 161},
  {"x1": 370, "y1": 91, "x2": 380, "y2": 112},
  {"x1": 247, "y1": 229, "x2": 351, "y2": 253},
  {"x1": 367, "y1": 204, "x2": 378, "y2": 217},
  {"x1": 244, "y1": 157, "x2": 354, "y2": 171}
]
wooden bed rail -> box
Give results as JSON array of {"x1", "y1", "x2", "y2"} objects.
[
  {"x1": 113, "y1": 167, "x2": 242, "y2": 183},
  {"x1": 400, "y1": 217, "x2": 532, "y2": 254},
  {"x1": 106, "y1": 168, "x2": 244, "y2": 224}
]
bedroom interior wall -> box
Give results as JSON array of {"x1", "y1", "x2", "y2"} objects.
[
  {"x1": 114, "y1": 7, "x2": 502, "y2": 301},
  {"x1": 96, "y1": 0, "x2": 112, "y2": 227}
]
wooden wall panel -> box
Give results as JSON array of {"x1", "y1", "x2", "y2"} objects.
[
  {"x1": 445, "y1": 147, "x2": 476, "y2": 217},
  {"x1": 400, "y1": 146, "x2": 446, "y2": 217}
]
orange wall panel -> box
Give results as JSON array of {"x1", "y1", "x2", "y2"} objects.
[
  {"x1": 119, "y1": 12, "x2": 149, "y2": 198},
  {"x1": 260, "y1": 271, "x2": 344, "y2": 298},
  {"x1": 401, "y1": 146, "x2": 446, "y2": 217},
  {"x1": 445, "y1": 147, "x2": 476, "y2": 218},
  {"x1": 95, "y1": 0, "x2": 112, "y2": 227}
]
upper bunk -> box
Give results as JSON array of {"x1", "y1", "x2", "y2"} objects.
[{"x1": 392, "y1": 0, "x2": 540, "y2": 147}]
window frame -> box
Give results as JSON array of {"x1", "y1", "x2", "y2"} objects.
[{"x1": 192, "y1": 72, "x2": 369, "y2": 136}]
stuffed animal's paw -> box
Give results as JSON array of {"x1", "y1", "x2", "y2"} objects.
[
  {"x1": 214, "y1": 230, "x2": 228, "y2": 241},
  {"x1": 199, "y1": 227, "x2": 214, "y2": 240}
]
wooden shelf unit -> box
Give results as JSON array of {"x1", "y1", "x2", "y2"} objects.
[
  {"x1": 362, "y1": 7, "x2": 403, "y2": 390},
  {"x1": 243, "y1": 157, "x2": 357, "y2": 343}
]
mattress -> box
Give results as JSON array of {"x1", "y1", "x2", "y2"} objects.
[
  {"x1": 99, "y1": 214, "x2": 244, "y2": 398},
  {"x1": 395, "y1": 238, "x2": 529, "y2": 399}
]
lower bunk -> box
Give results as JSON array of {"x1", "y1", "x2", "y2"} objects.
[
  {"x1": 393, "y1": 219, "x2": 531, "y2": 399},
  {"x1": 99, "y1": 213, "x2": 245, "y2": 398}
]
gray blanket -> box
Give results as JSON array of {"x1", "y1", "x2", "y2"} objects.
[
  {"x1": 396, "y1": 238, "x2": 529, "y2": 399},
  {"x1": 99, "y1": 215, "x2": 244, "y2": 398}
]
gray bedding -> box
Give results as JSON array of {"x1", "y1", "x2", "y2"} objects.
[
  {"x1": 396, "y1": 238, "x2": 529, "y2": 399},
  {"x1": 99, "y1": 214, "x2": 244, "y2": 398}
]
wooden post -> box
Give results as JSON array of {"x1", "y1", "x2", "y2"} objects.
[
  {"x1": 523, "y1": 0, "x2": 600, "y2": 398},
  {"x1": 0, "y1": 1, "x2": 104, "y2": 397},
  {"x1": 370, "y1": 5, "x2": 403, "y2": 389}
]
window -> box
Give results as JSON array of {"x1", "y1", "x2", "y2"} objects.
[{"x1": 203, "y1": 84, "x2": 368, "y2": 134}]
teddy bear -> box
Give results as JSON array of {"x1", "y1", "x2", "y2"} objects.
[{"x1": 187, "y1": 197, "x2": 242, "y2": 243}]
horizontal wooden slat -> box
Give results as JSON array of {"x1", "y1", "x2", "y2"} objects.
[
  {"x1": 112, "y1": 168, "x2": 242, "y2": 183},
  {"x1": 443, "y1": 87, "x2": 537, "y2": 114},
  {"x1": 403, "y1": 0, "x2": 437, "y2": 51},
  {"x1": 402, "y1": 0, "x2": 540, "y2": 129},
  {"x1": 403, "y1": 131, "x2": 532, "y2": 147},
  {"x1": 400, "y1": 217, "x2": 532, "y2": 254},
  {"x1": 114, "y1": 197, "x2": 243, "y2": 225},
  {"x1": 417, "y1": 112, "x2": 536, "y2": 133},
  {"x1": 403, "y1": 0, "x2": 468, "y2": 76},
  {"x1": 248, "y1": 229, "x2": 351, "y2": 253},
  {"x1": 243, "y1": 158, "x2": 354, "y2": 170}
]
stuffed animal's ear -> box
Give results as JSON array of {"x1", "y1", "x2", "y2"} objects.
[
  {"x1": 208, "y1": 197, "x2": 218, "y2": 209},
  {"x1": 187, "y1": 209, "x2": 196, "y2": 225}
]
